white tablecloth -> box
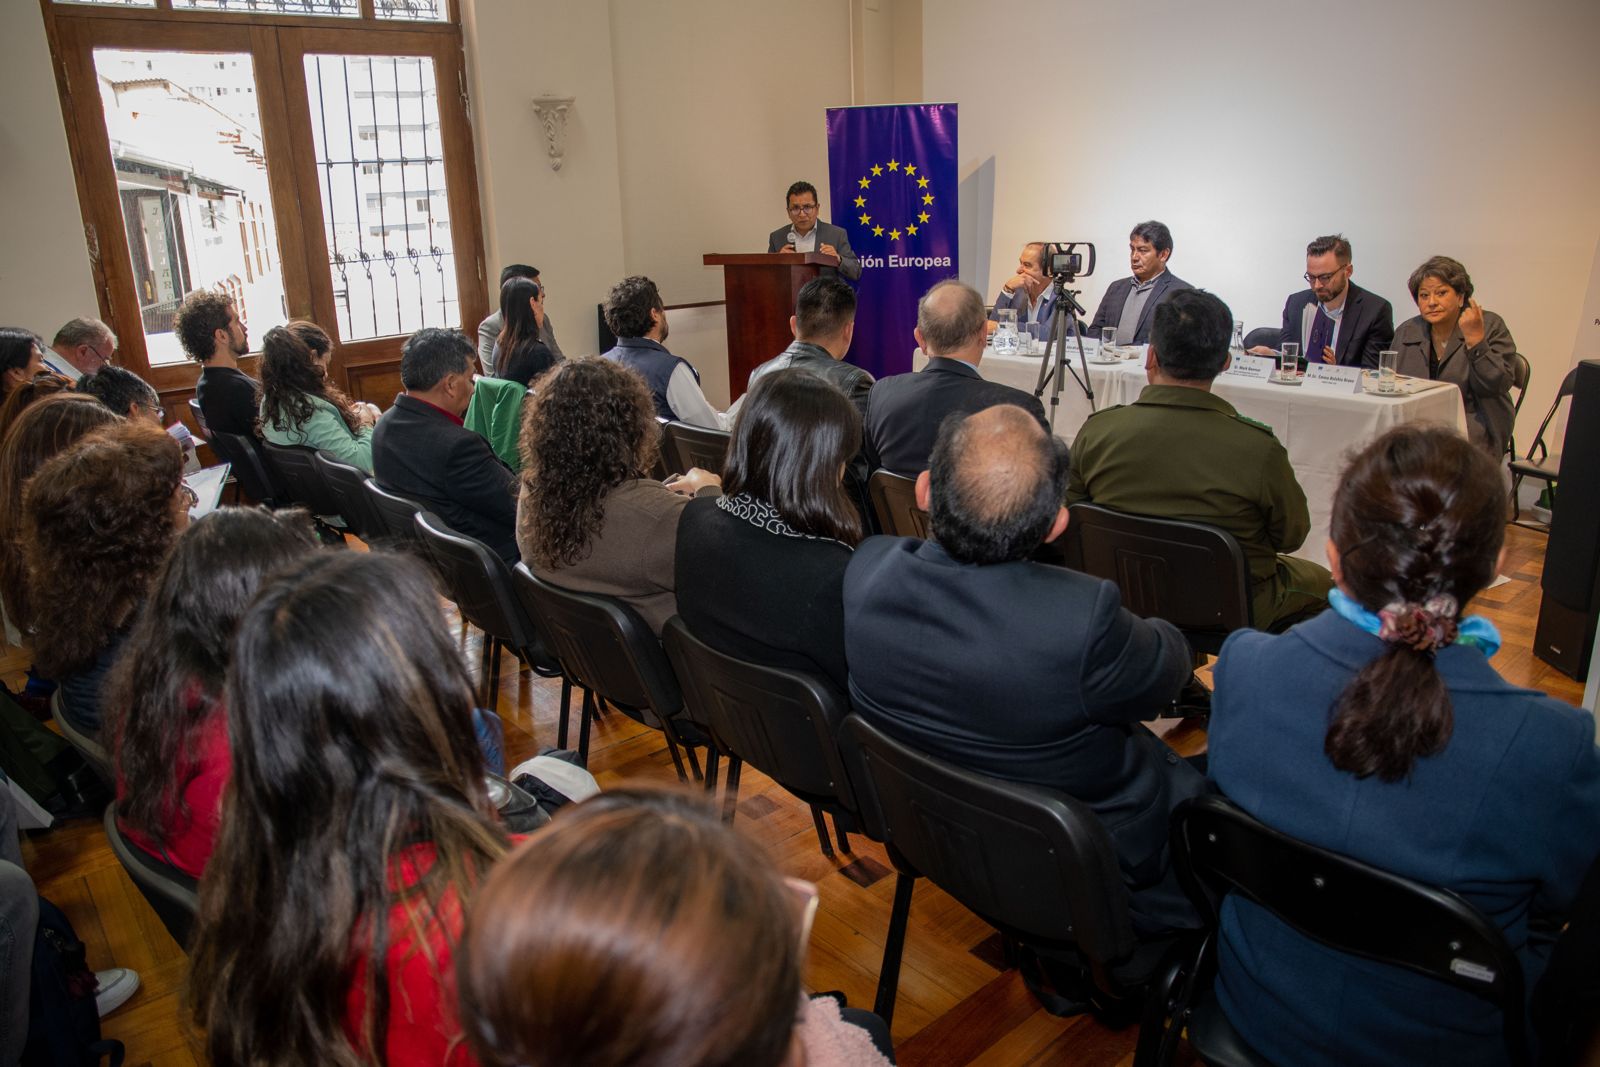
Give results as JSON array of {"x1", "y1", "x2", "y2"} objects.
[{"x1": 911, "y1": 344, "x2": 1469, "y2": 568}]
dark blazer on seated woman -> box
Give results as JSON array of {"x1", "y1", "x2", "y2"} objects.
[
  {"x1": 674, "y1": 493, "x2": 852, "y2": 692},
  {"x1": 1392, "y1": 310, "x2": 1516, "y2": 457},
  {"x1": 1207, "y1": 611, "x2": 1600, "y2": 1067},
  {"x1": 518, "y1": 478, "x2": 713, "y2": 635}
]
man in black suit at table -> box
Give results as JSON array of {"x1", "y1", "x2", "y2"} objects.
[
  {"x1": 1249, "y1": 234, "x2": 1394, "y2": 369},
  {"x1": 372, "y1": 327, "x2": 519, "y2": 563},
  {"x1": 844, "y1": 404, "x2": 1204, "y2": 936},
  {"x1": 1085, "y1": 220, "x2": 1192, "y2": 346},
  {"x1": 863, "y1": 279, "x2": 1048, "y2": 476}
]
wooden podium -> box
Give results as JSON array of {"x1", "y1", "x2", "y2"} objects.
[{"x1": 703, "y1": 252, "x2": 839, "y2": 399}]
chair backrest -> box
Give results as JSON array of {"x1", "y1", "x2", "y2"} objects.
[
  {"x1": 415, "y1": 511, "x2": 538, "y2": 654},
  {"x1": 49, "y1": 690, "x2": 112, "y2": 787},
  {"x1": 510, "y1": 563, "x2": 681, "y2": 729},
  {"x1": 313, "y1": 451, "x2": 379, "y2": 539},
  {"x1": 867, "y1": 469, "x2": 931, "y2": 539},
  {"x1": 186, "y1": 397, "x2": 210, "y2": 438},
  {"x1": 661, "y1": 616, "x2": 856, "y2": 812},
  {"x1": 102, "y1": 802, "x2": 199, "y2": 949},
  {"x1": 208, "y1": 430, "x2": 279, "y2": 505},
  {"x1": 258, "y1": 440, "x2": 345, "y2": 518},
  {"x1": 660, "y1": 421, "x2": 730, "y2": 477},
  {"x1": 838, "y1": 715, "x2": 1137, "y2": 965},
  {"x1": 1242, "y1": 327, "x2": 1282, "y2": 353},
  {"x1": 1173, "y1": 794, "x2": 1528, "y2": 1064},
  {"x1": 1063, "y1": 502, "x2": 1251, "y2": 651},
  {"x1": 1527, "y1": 365, "x2": 1582, "y2": 463},
  {"x1": 361, "y1": 478, "x2": 428, "y2": 546}
]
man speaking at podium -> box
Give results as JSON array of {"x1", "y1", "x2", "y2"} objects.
[{"x1": 767, "y1": 181, "x2": 862, "y2": 282}]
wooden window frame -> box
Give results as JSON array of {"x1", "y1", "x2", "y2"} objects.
[{"x1": 39, "y1": 0, "x2": 486, "y2": 411}]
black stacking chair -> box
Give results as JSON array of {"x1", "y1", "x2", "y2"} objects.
[
  {"x1": 361, "y1": 478, "x2": 428, "y2": 546},
  {"x1": 313, "y1": 451, "x2": 380, "y2": 541},
  {"x1": 662, "y1": 616, "x2": 857, "y2": 858},
  {"x1": 208, "y1": 430, "x2": 280, "y2": 505},
  {"x1": 838, "y1": 715, "x2": 1148, "y2": 1029},
  {"x1": 1242, "y1": 327, "x2": 1281, "y2": 353},
  {"x1": 49, "y1": 690, "x2": 113, "y2": 789},
  {"x1": 660, "y1": 421, "x2": 730, "y2": 477},
  {"x1": 1136, "y1": 794, "x2": 1529, "y2": 1067},
  {"x1": 1062, "y1": 503, "x2": 1251, "y2": 655},
  {"x1": 186, "y1": 397, "x2": 210, "y2": 438},
  {"x1": 867, "y1": 469, "x2": 931, "y2": 539},
  {"x1": 511, "y1": 563, "x2": 711, "y2": 776},
  {"x1": 414, "y1": 511, "x2": 566, "y2": 715},
  {"x1": 1511, "y1": 364, "x2": 1577, "y2": 528},
  {"x1": 258, "y1": 440, "x2": 346, "y2": 525},
  {"x1": 103, "y1": 802, "x2": 199, "y2": 949}
]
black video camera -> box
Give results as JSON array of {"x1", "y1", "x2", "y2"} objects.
[{"x1": 1043, "y1": 241, "x2": 1095, "y2": 280}]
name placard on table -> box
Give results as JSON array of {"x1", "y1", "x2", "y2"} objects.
[
  {"x1": 1221, "y1": 354, "x2": 1276, "y2": 381},
  {"x1": 1301, "y1": 364, "x2": 1364, "y2": 393}
]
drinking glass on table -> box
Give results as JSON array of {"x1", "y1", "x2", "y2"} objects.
[
  {"x1": 992, "y1": 308, "x2": 1019, "y2": 355},
  {"x1": 1100, "y1": 326, "x2": 1117, "y2": 358},
  {"x1": 1280, "y1": 342, "x2": 1300, "y2": 370},
  {"x1": 1276, "y1": 352, "x2": 1299, "y2": 383},
  {"x1": 1378, "y1": 349, "x2": 1399, "y2": 393}
]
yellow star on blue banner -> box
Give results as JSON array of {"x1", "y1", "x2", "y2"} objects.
[{"x1": 848, "y1": 157, "x2": 939, "y2": 247}]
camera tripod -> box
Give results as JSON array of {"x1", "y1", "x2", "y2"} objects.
[{"x1": 1031, "y1": 272, "x2": 1095, "y2": 424}]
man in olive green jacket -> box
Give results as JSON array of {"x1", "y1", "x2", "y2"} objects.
[{"x1": 1066, "y1": 289, "x2": 1330, "y2": 631}]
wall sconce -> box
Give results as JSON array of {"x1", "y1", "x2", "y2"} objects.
[{"x1": 530, "y1": 96, "x2": 575, "y2": 172}]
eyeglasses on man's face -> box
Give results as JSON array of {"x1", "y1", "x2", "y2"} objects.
[
  {"x1": 787, "y1": 201, "x2": 818, "y2": 215},
  {"x1": 1304, "y1": 267, "x2": 1348, "y2": 285}
]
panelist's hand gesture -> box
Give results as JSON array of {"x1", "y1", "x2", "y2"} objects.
[
  {"x1": 1459, "y1": 298, "x2": 1487, "y2": 348},
  {"x1": 819, "y1": 243, "x2": 839, "y2": 258},
  {"x1": 1245, "y1": 345, "x2": 1276, "y2": 356},
  {"x1": 1321, "y1": 346, "x2": 1337, "y2": 364}
]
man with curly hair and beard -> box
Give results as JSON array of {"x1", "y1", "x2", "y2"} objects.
[{"x1": 372, "y1": 328, "x2": 520, "y2": 563}]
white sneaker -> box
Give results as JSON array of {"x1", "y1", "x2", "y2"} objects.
[{"x1": 93, "y1": 967, "x2": 140, "y2": 1018}]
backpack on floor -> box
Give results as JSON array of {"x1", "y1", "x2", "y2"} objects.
[
  {"x1": 0, "y1": 689, "x2": 105, "y2": 827},
  {"x1": 21, "y1": 897, "x2": 124, "y2": 1067}
]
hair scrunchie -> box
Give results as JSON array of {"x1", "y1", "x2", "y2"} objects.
[{"x1": 1377, "y1": 594, "x2": 1460, "y2": 654}]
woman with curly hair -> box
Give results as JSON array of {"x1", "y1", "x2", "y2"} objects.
[
  {"x1": 258, "y1": 319, "x2": 377, "y2": 471},
  {"x1": 106, "y1": 508, "x2": 318, "y2": 878},
  {"x1": 0, "y1": 393, "x2": 118, "y2": 643},
  {"x1": 189, "y1": 551, "x2": 509, "y2": 1067},
  {"x1": 675, "y1": 369, "x2": 863, "y2": 692},
  {"x1": 21, "y1": 420, "x2": 190, "y2": 736},
  {"x1": 516, "y1": 358, "x2": 719, "y2": 634}
]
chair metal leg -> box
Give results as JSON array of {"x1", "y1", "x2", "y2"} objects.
[
  {"x1": 487, "y1": 638, "x2": 502, "y2": 711},
  {"x1": 577, "y1": 688, "x2": 595, "y2": 767},
  {"x1": 557, "y1": 677, "x2": 573, "y2": 750},
  {"x1": 476, "y1": 633, "x2": 491, "y2": 707},
  {"x1": 663, "y1": 734, "x2": 690, "y2": 782},
  {"x1": 722, "y1": 757, "x2": 742, "y2": 823},
  {"x1": 832, "y1": 813, "x2": 853, "y2": 855},
  {"x1": 810, "y1": 805, "x2": 836, "y2": 859},
  {"x1": 683, "y1": 742, "x2": 704, "y2": 783},
  {"x1": 874, "y1": 872, "x2": 915, "y2": 1028},
  {"x1": 704, "y1": 749, "x2": 720, "y2": 794}
]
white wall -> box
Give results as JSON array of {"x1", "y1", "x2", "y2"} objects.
[
  {"x1": 922, "y1": 0, "x2": 1600, "y2": 434},
  {"x1": 0, "y1": 5, "x2": 99, "y2": 336}
]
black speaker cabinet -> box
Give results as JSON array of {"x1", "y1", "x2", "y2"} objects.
[{"x1": 1534, "y1": 359, "x2": 1600, "y2": 680}]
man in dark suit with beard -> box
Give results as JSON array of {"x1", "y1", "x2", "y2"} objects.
[{"x1": 1249, "y1": 234, "x2": 1394, "y2": 369}]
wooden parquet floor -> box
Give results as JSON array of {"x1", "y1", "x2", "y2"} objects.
[{"x1": 2, "y1": 524, "x2": 1585, "y2": 1067}]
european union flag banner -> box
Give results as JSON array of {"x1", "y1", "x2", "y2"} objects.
[{"x1": 827, "y1": 103, "x2": 958, "y2": 379}]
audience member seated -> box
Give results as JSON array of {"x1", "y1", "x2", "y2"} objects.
[
  {"x1": 1068, "y1": 288, "x2": 1331, "y2": 631},
  {"x1": 740, "y1": 277, "x2": 873, "y2": 419},
  {"x1": 600, "y1": 275, "x2": 727, "y2": 429},
  {"x1": 490, "y1": 276, "x2": 557, "y2": 389},
  {"x1": 105, "y1": 508, "x2": 317, "y2": 879},
  {"x1": 1206, "y1": 425, "x2": 1600, "y2": 1066},
  {"x1": 458, "y1": 787, "x2": 892, "y2": 1067},
  {"x1": 77, "y1": 365, "x2": 162, "y2": 426},
  {"x1": 866, "y1": 279, "x2": 1048, "y2": 476},
  {"x1": 676, "y1": 369, "x2": 863, "y2": 692},
  {"x1": 0, "y1": 372, "x2": 74, "y2": 448},
  {"x1": 1085, "y1": 221, "x2": 1193, "y2": 346},
  {"x1": 373, "y1": 327, "x2": 519, "y2": 563},
  {"x1": 0, "y1": 328, "x2": 49, "y2": 402},
  {"x1": 1393, "y1": 255, "x2": 1517, "y2": 457},
  {"x1": 0, "y1": 394, "x2": 119, "y2": 645},
  {"x1": 20, "y1": 421, "x2": 189, "y2": 737},
  {"x1": 175, "y1": 289, "x2": 258, "y2": 438},
  {"x1": 1247, "y1": 234, "x2": 1394, "y2": 368},
  {"x1": 44, "y1": 317, "x2": 116, "y2": 382},
  {"x1": 477, "y1": 263, "x2": 563, "y2": 375},
  {"x1": 188, "y1": 551, "x2": 509, "y2": 1067},
  {"x1": 258, "y1": 321, "x2": 376, "y2": 472},
  {"x1": 990, "y1": 241, "x2": 1057, "y2": 329},
  {"x1": 845, "y1": 405, "x2": 1203, "y2": 935},
  {"x1": 518, "y1": 357, "x2": 719, "y2": 635}
]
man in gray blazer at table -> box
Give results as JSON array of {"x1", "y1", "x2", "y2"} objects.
[
  {"x1": 767, "y1": 181, "x2": 862, "y2": 282},
  {"x1": 1086, "y1": 220, "x2": 1192, "y2": 346}
]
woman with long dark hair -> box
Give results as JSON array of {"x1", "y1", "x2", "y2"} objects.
[
  {"x1": 258, "y1": 319, "x2": 377, "y2": 471},
  {"x1": 189, "y1": 551, "x2": 508, "y2": 1067},
  {"x1": 21, "y1": 421, "x2": 189, "y2": 736},
  {"x1": 458, "y1": 787, "x2": 891, "y2": 1067},
  {"x1": 675, "y1": 368, "x2": 862, "y2": 690},
  {"x1": 0, "y1": 327, "x2": 48, "y2": 401},
  {"x1": 105, "y1": 508, "x2": 318, "y2": 878},
  {"x1": 1206, "y1": 424, "x2": 1600, "y2": 1066},
  {"x1": 493, "y1": 277, "x2": 557, "y2": 389},
  {"x1": 517, "y1": 357, "x2": 718, "y2": 634}
]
